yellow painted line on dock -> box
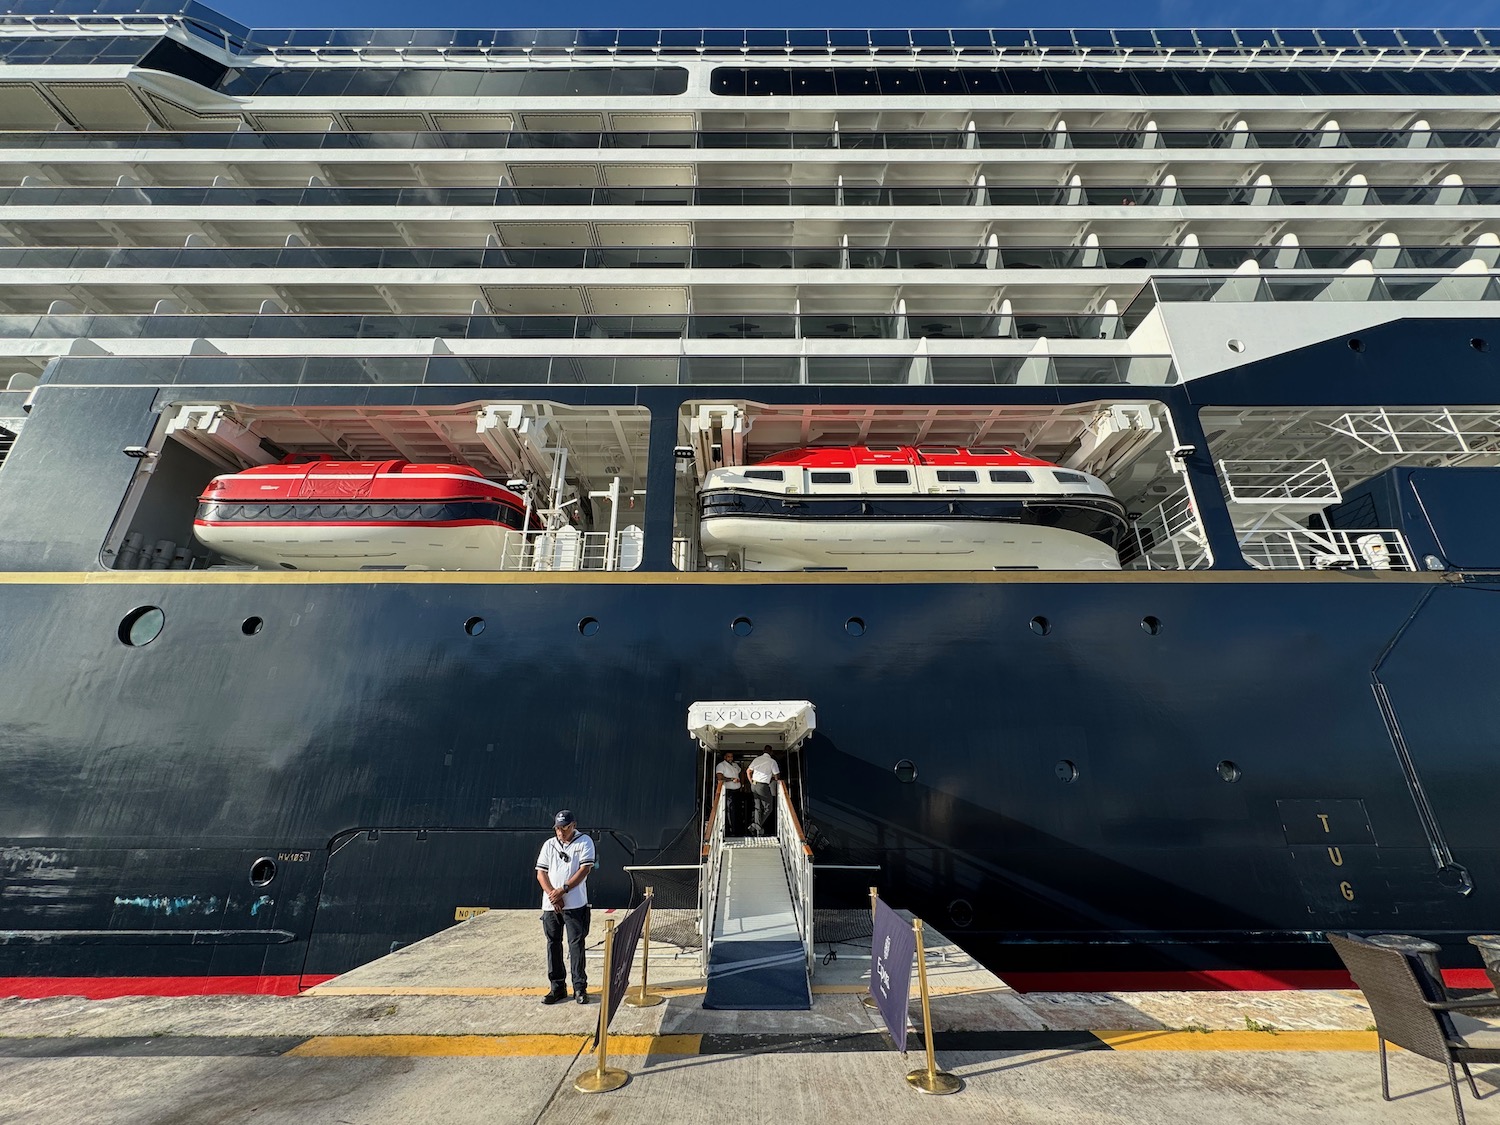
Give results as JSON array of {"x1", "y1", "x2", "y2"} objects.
[
  {"x1": 1095, "y1": 1030, "x2": 1382, "y2": 1052},
  {"x1": 285, "y1": 1033, "x2": 702, "y2": 1058}
]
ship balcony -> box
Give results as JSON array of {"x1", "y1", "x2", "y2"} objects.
[
  {"x1": 9, "y1": 142, "x2": 1500, "y2": 186},
  {"x1": 33, "y1": 350, "x2": 1179, "y2": 388},
  {"x1": 0, "y1": 184, "x2": 1495, "y2": 248},
  {"x1": 1, "y1": 258, "x2": 1497, "y2": 323},
  {"x1": 6, "y1": 124, "x2": 1500, "y2": 157},
  {"x1": 0, "y1": 210, "x2": 1492, "y2": 254}
]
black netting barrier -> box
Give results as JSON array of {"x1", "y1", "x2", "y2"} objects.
[{"x1": 626, "y1": 812, "x2": 704, "y2": 952}]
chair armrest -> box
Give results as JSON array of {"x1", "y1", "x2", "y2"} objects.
[{"x1": 1429, "y1": 994, "x2": 1500, "y2": 1011}]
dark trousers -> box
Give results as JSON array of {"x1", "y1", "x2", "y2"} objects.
[
  {"x1": 542, "y1": 906, "x2": 590, "y2": 993},
  {"x1": 751, "y1": 781, "x2": 776, "y2": 835},
  {"x1": 724, "y1": 788, "x2": 746, "y2": 835}
]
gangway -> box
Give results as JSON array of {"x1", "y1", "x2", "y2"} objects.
[
  {"x1": 687, "y1": 700, "x2": 817, "y2": 1011},
  {"x1": 700, "y1": 780, "x2": 813, "y2": 1010}
]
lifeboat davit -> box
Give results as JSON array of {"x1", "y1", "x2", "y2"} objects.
[
  {"x1": 698, "y1": 445, "x2": 1128, "y2": 571},
  {"x1": 194, "y1": 456, "x2": 535, "y2": 570}
]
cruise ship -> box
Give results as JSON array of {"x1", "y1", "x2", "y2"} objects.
[{"x1": 2, "y1": 6, "x2": 1500, "y2": 998}]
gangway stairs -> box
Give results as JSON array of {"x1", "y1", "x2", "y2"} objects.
[{"x1": 700, "y1": 782, "x2": 814, "y2": 1010}]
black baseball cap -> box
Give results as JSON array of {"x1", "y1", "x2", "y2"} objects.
[{"x1": 553, "y1": 809, "x2": 576, "y2": 827}]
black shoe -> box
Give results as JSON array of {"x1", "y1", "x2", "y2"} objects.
[
  {"x1": 575, "y1": 990, "x2": 590, "y2": 1004},
  {"x1": 541, "y1": 988, "x2": 567, "y2": 1005}
]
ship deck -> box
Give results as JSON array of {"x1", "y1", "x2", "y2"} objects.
[{"x1": 0, "y1": 909, "x2": 1495, "y2": 1124}]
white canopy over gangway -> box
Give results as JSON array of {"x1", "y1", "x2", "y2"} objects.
[{"x1": 687, "y1": 700, "x2": 815, "y2": 754}]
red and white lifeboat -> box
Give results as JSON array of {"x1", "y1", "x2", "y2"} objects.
[
  {"x1": 699, "y1": 445, "x2": 1128, "y2": 571},
  {"x1": 193, "y1": 456, "x2": 535, "y2": 570}
]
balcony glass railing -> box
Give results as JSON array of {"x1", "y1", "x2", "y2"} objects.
[
  {"x1": 0, "y1": 312, "x2": 1126, "y2": 342},
  {"x1": 0, "y1": 244, "x2": 1478, "y2": 273},
  {"x1": 38, "y1": 352, "x2": 1177, "y2": 387},
  {"x1": 3, "y1": 183, "x2": 1495, "y2": 207},
  {"x1": 1121, "y1": 270, "x2": 1500, "y2": 330},
  {"x1": 5, "y1": 127, "x2": 1500, "y2": 151}
]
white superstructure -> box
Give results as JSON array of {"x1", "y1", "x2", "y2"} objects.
[{"x1": 1, "y1": 12, "x2": 1499, "y2": 574}]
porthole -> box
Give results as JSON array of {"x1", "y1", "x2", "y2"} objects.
[
  {"x1": 1217, "y1": 760, "x2": 1242, "y2": 783},
  {"x1": 464, "y1": 616, "x2": 485, "y2": 636},
  {"x1": 1141, "y1": 616, "x2": 1162, "y2": 635},
  {"x1": 118, "y1": 606, "x2": 164, "y2": 647},
  {"x1": 1055, "y1": 759, "x2": 1079, "y2": 783},
  {"x1": 845, "y1": 616, "x2": 866, "y2": 637},
  {"x1": 1347, "y1": 338, "x2": 1365, "y2": 353},
  {"x1": 1227, "y1": 339, "x2": 1245, "y2": 353},
  {"x1": 248, "y1": 857, "x2": 277, "y2": 886},
  {"x1": 948, "y1": 898, "x2": 974, "y2": 928},
  {"x1": 578, "y1": 617, "x2": 599, "y2": 637},
  {"x1": 241, "y1": 616, "x2": 263, "y2": 636},
  {"x1": 731, "y1": 616, "x2": 753, "y2": 637},
  {"x1": 1471, "y1": 337, "x2": 1489, "y2": 353},
  {"x1": 1029, "y1": 616, "x2": 1051, "y2": 636},
  {"x1": 894, "y1": 759, "x2": 917, "y2": 784}
]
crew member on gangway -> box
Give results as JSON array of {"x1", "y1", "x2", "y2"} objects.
[
  {"x1": 748, "y1": 746, "x2": 781, "y2": 835},
  {"x1": 536, "y1": 809, "x2": 595, "y2": 1005},
  {"x1": 715, "y1": 750, "x2": 745, "y2": 835}
]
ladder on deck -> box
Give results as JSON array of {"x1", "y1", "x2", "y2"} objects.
[{"x1": 700, "y1": 782, "x2": 814, "y2": 1010}]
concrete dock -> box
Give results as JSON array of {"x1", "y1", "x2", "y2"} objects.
[{"x1": 1, "y1": 909, "x2": 1498, "y2": 1124}]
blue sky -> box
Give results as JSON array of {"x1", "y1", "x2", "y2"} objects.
[{"x1": 215, "y1": 0, "x2": 1500, "y2": 31}]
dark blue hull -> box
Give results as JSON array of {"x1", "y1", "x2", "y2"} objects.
[
  {"x1": 0, "y1": 569, "x2": 1494, "y2": 988},
  {"x1": 3, "y1": 318, "x2": 1500, "y2": 992}
]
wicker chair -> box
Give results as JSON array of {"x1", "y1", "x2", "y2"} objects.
[{"x1": 1329, "y1": 932, "x2": 1500, "y2": 1125}]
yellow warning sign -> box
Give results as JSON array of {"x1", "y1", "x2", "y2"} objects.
[{"x1": 454, "y1": 906, "x2": 490, "y2": 921}]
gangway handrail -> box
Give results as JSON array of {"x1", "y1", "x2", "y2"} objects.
[
  {"x1": 775, "y1": 780, "x2": 816, "y2": 976},
  {"x1": 698, "y1": 777, "x2": 728, "y2": 972}
]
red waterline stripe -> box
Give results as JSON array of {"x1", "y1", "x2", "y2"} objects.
[
  {"x1": 0, "y1": 975, "x2": 337, "y2": 1000},
  {"x1": 1002, "y1": 968, "x2": 1492, "y2": 993}
]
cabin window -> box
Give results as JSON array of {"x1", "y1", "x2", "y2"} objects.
[
  {"x1": 1053, "y1": 471, "x2": 1088, "y2": 484},
  {"x1": 989, "y1": 469, "x2": 1032, "y2": 483},
  {"x1": 810, "y1": 471, "x2": 852, "y2": 485},
  {"x1": 936, "y1": 470, "x2": 978, "y2": 483},
  {"x1": 920, "y1": 447, "x2": 960, "y2": 457},
  {"x1": 866, "y1": 444, "x2": 902, "y2": 452},
  {"x1": 744, "y1": 469, "x2": 784, "y2": 481},
  {"x1": 874, "y1": 469, "x2": 910, "y2": 485}
]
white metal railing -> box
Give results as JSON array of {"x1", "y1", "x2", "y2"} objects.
[
  {"x1": 1127, "y1": 485, "x2": 1212, "y2": 570},
  {"x1": 775, "y1": 781, "x2": 816, "y2": 976},
  {"x1": 1219, "y1": 458, "x2": 1342, "y2": 505},
  {"x1": 1238, "y1": 527, "x2": 1414, "y2": 571},
  {"x1": 494, "y1": 527, "x2": 642, "y2": 572},
  {"x1": 698, "y1": 779, "x2": 728, "y2": 973},
  {"x1": 1327, "y1": 408, "x2": 1500, "y2": 457}
]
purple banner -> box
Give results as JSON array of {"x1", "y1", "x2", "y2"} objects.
[
  {"x1": 869, "y1": 898, "x2": 916, "y2": 1053},
  {"x1": 605, "y1": 892, "x2": 653, "y2": 1028}
]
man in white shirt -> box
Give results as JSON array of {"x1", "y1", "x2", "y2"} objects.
[
  {"x1": 747, "y1": 746, "x2": 781, "y2": 835},
  {"x1": 714, "y1": 750, "x2": 744, "y2": 835},
  {"x1": 536, "y1": 809, "x2": 596, "y2": 1005}
]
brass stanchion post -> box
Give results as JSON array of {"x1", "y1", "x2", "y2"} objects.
[
  {"x1": 862, "y1": 885, "x2": 880, "y2": 1011},
  {"x1": 574, "y1": 918, "x2": 629, "y2": 1093},
  {"x1": 905, "y1": 918, "x2": 963, "y2": 1095},
  {"x1": 626, "y1": 888, "x2": 664, "y2": 1008}
]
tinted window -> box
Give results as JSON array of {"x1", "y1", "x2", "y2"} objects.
[
  {"x1": 1053, "y1": 471, "x2": 1088, "y2": 484},
  {"x1": 711, "y1": 66, "x2": 1500, "y2": 97},
  {"x1": 874, "y1": 469, "x2": 910, "y2": 485},
  {"x1": 936, "y1": 470, "x2": 978, "y2": 482},
  {"x1": 810, "y1": 471, "x2": 852, "y2": 485},
  {"x1": 744, "y1": 469, "x2": 784, "y2": 481},
  {"x1": 989, "y1": 470, "x2": 1033, "y2": 483}
]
